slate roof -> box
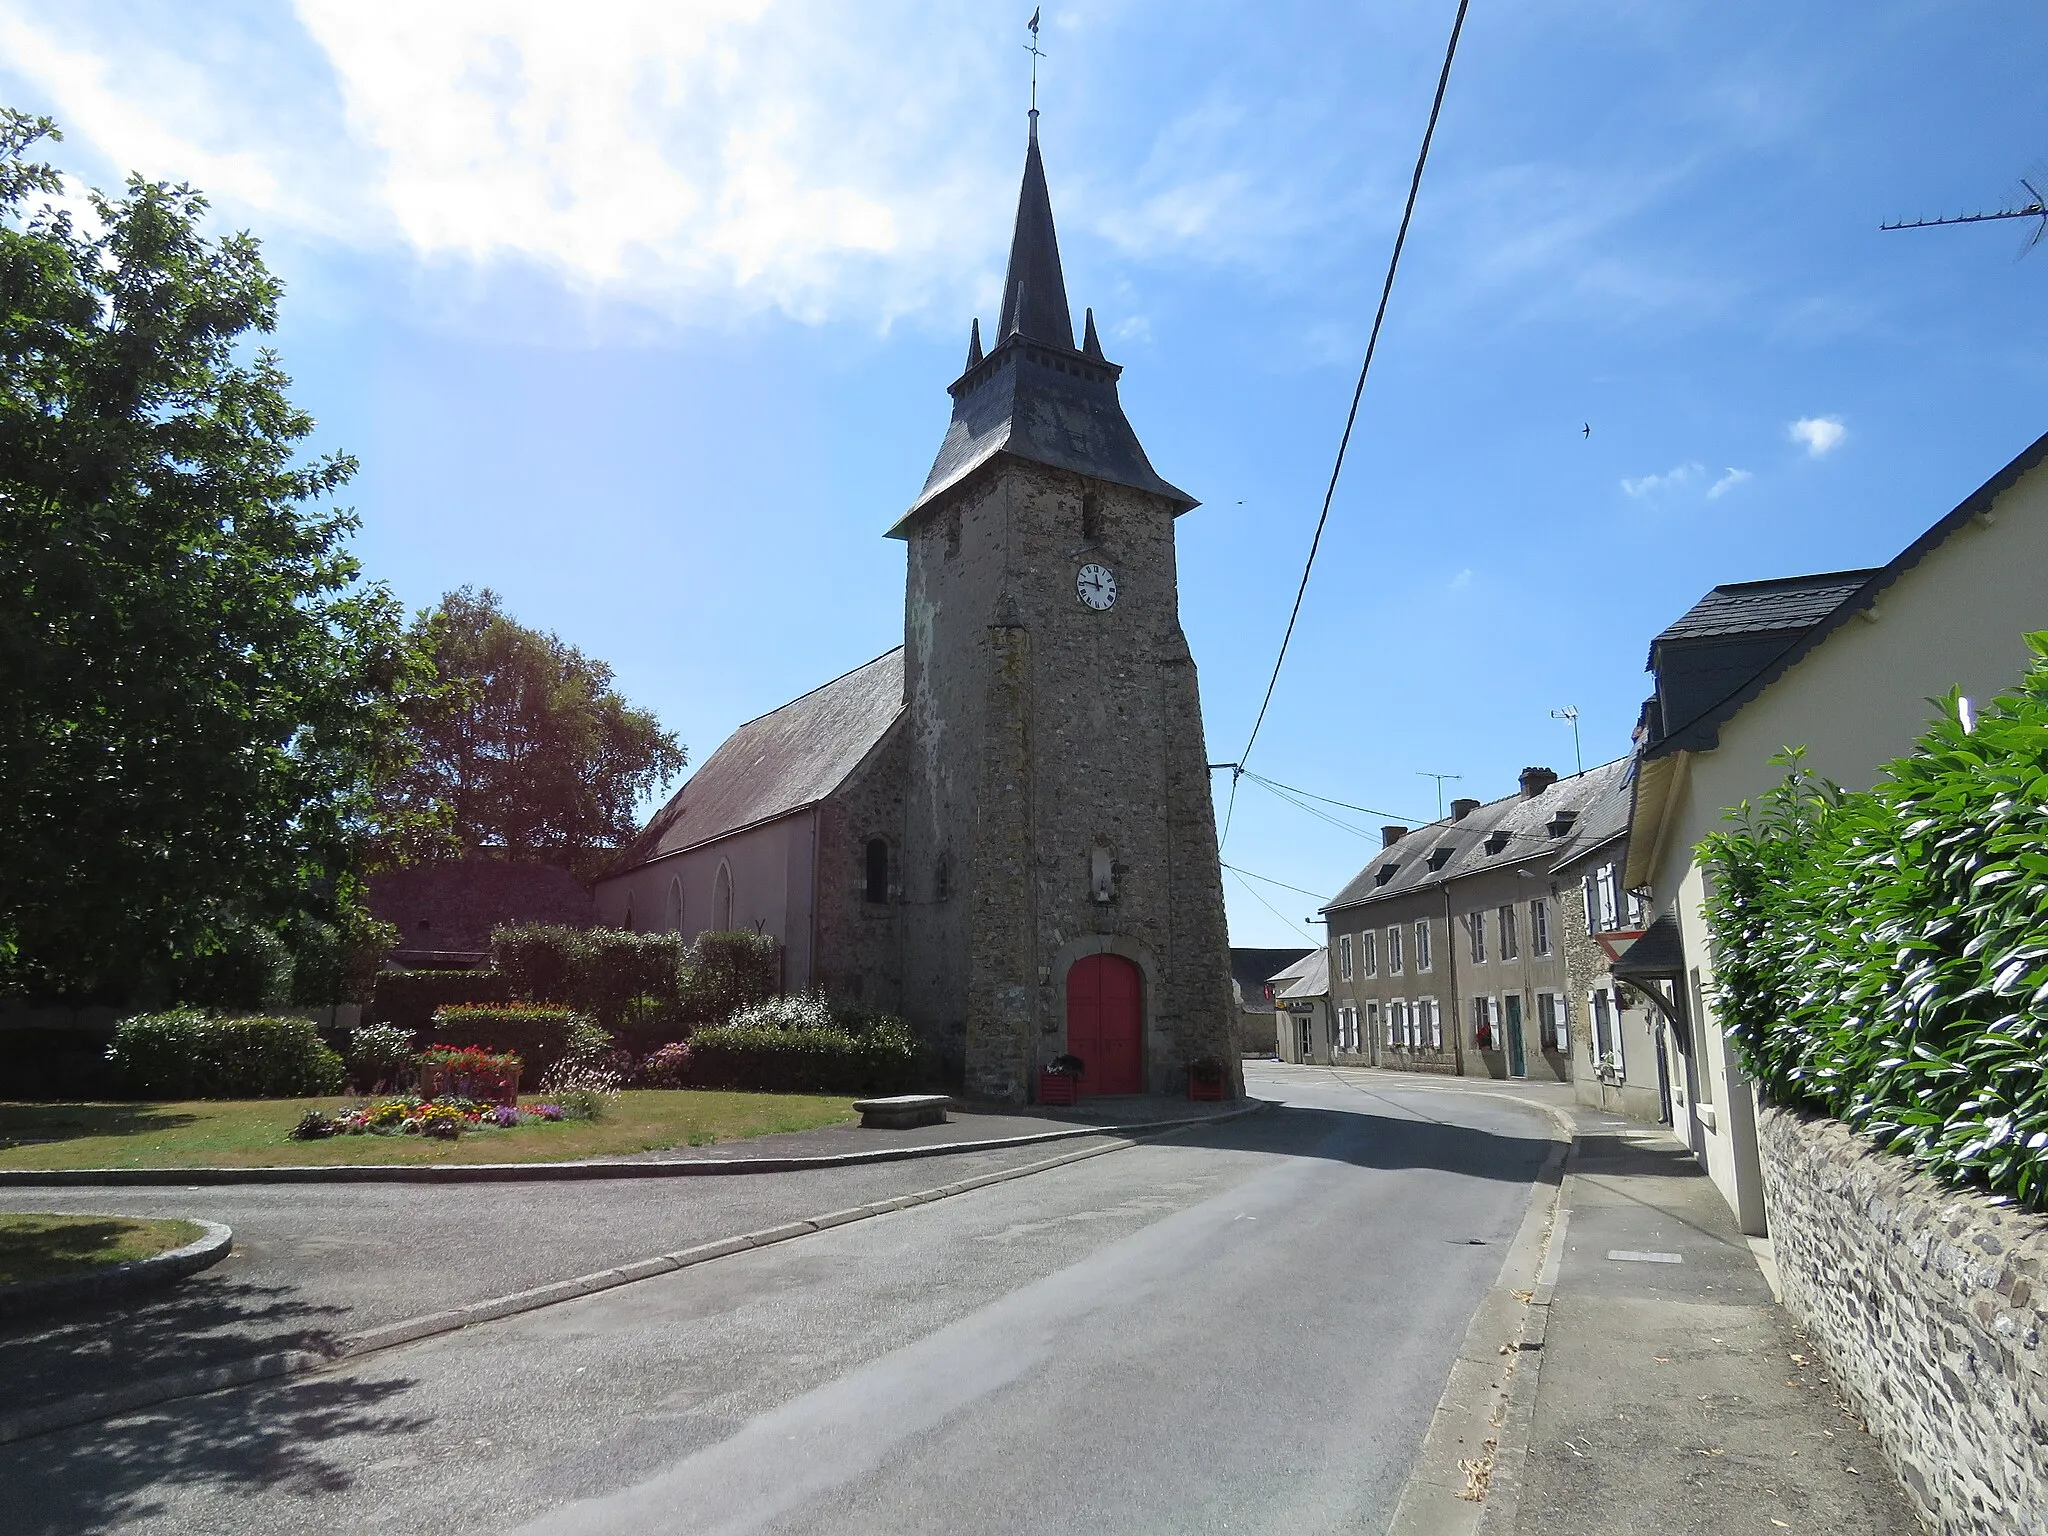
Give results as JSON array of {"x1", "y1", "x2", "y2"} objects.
[
  {"x1": 621, "y1": 648, "x2": 905, "y2": 867},
  {"x1": 1324, "y1": 757, "x2": 1634, "y2": 916},
  {"x1": 1642, "y1": 571, "x2": 1878, "y2": 757},
  {"x1": 1230, "y1": 947, "x2": 1313, "y2": 1010},
  {"x1": 1274, "y1": 947, "x2": 1329, "y2": 1001},
  {"x1": 1648, "y1": 570, "x2": 1879, "y2": 651},
  {"x1": 889, "y1": 121, "x2": 1193, "y2": 531},
  {"x1": 1642, "y1": 424, "x2": 2048, "y2": 763}
]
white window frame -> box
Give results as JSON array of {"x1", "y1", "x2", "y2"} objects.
[
  {"x1": 1498, "y1": 904, "x2": 1518, "y2": 960},
  {"x1": 1468, "y1": 910, "x2": 1487, "y2": 964},
  {"x1": 1590, "y1": 987, "x2": 1623, "y2": 1078},
  {"x1": 1414, "y1": 918, "x2": 1432, "y2": 973},
  {"x1": 1361, "y1": 930, "x2": 1378, "y2": 978},
  {"x1": 1387, "y1": 924, "x2": 1405, "y2": 976},
  {"x1": 1421, "y1": 996, "x2": 1442, "y2": 1050},
  {"x1": 1531, "y1": 898, "x2": 1551, "y2": 956},
  {"x1": 1338, "y1": 932, "x2": 1354, "y2": 982}
]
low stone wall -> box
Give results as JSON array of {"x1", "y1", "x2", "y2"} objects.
[{"x1": 1758, "y1": 1103, "x2": 2048, "y2": 1535}]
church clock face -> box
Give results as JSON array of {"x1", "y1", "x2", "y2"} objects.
[{"x1": 1076, "y1": 562, "x2": 1118, "y2": 611}]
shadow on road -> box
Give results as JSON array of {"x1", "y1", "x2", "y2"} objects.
[
  {"x1": 0, "y1": 1273, "x2": 349, "y2": 1416},
  {"x1": 0, "y1": 1367, "x2": 428, "y2": 1535},
  {"x1": 1162, "y1": 1100, "x2": 1554, "y2": 1185}
]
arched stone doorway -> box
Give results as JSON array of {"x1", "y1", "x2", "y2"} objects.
[{"x1": 1066, "y1": 953, "x2": 1143, "y2": 1096}]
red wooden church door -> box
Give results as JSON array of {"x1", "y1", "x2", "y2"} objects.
[{"x1": 1066, "y1": 953, "x2": 1143, "y2": 1095}]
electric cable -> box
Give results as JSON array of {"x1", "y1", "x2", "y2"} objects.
[{"x1": 1221, "y1": 0, "x2": 1472, "y2": 849}]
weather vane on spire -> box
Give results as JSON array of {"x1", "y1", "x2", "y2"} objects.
[{"x1": 1025, "y1": 8, "x2": 1046, "y2": 115}]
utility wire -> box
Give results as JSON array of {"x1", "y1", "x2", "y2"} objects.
[
  {"x1": 1221, "y1": 861, "x2": 1331, "y2": 903},
  {"x1": 1227, "y1": 866, "x2": 1323, "y2": 942},
  {"x1": 1241, "y1": 770, "x2": 1424, "y2": 827},
  {"x1": 1222, "y1": 0, "x2": 1471, "y2": 850}
]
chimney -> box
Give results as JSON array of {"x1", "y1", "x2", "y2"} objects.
[
  {"x1": 1519, "y1": 766, "x2": 1559, "y2": 799},
  {"x1": 1381, "y1": 825, "x2": 1408, "y2": 849},
  {"x1": 1451, "y1": 798, "x2": 1481, "y2": 821}
]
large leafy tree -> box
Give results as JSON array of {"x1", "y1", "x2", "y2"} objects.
[
  {"x1": 0, "y1": 111, "x2": 425, "y2": 1001},
  {"x1": 383, "y1": 588, "x2": 685, "y2": 859}
]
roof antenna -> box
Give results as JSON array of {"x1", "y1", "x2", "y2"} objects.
[
  {"x1": 1882, "y1": 171, "x2": 2048, "y2": 258},
  {"x1": 1024, "y1": 8, "x2": 1046, "y2": 125},
  {"x1": 1550, "y1": 706, "x2": 1583, "y2": 776},
  {"x1": 1416, "y1": 771, "x2": 1463, "y2": 821}
]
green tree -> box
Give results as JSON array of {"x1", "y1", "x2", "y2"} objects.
[
  {"x1": 383, "y1": 588, "x2": 685, "y2": 859},
  {"x1": 0, "y1": 110, "x2": 424, "y2": 1001}
]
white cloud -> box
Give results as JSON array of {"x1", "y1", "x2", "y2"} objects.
[
  {"x1": 1621, "y1": 462, "x2": 1703, "y2": 499},
  {"x1": 1789, "y1": 415, "x2": 1846, "y2": 456},
  {"x1": 1448, "y1": 567, "x2": 1474, "y2": 590},
  {"x1": 0, "y1": 1, "x2": 1042, "y2": 327},
  {"x1": 1707, "y1": 467, "x2": 1752, "y2": 499}
]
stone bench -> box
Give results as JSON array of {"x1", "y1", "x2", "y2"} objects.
[{"x1": 854, "y1": 1094, "x2": 952, "y2": 1130}]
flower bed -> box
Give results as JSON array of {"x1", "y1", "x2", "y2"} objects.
[
  {"x1": 414, "y1": 1044, "x2": 522, "y2": 1104},
  {"x1": 290, "y1": 1095, "x2": 570, "y2": 1141}
]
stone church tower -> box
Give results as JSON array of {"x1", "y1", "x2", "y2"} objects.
[{"x1": 888, "y1": 113, "x2": 1241, "y2": 1103}]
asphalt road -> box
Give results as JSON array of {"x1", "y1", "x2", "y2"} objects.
[{"x1": 2, "y1": 1067, "x2": 1552, "y2": 1535}]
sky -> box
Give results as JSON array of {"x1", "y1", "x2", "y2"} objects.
[{"x1": 5, "y1": 0, "x2": 2045, "y2": 948}]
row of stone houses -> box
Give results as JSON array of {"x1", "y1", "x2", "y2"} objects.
[{"x1": 1263, "y1": 761, "x2": 1662, "y2": 1122}]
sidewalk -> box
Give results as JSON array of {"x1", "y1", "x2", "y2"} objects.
[{"x1": 1491, "y1": 1107, "x2": 1922, "y2": 1535}]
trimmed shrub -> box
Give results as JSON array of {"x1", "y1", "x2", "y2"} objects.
[
  {"x1": 492, "y1": 924, "x2": 581, "y2": 1006},
  {"x1": 427, "y1": 1002, "x2": 579, "y2": 1075},
  {"x1": 286, "y1": 908, "x2": 398, "y2": 1006},
  {"x1": 491, "y1": 924, "x2": 687, "y2": 1029},
  {"x1": 106, "y1": 1011, "x2": 345, "y2": 1099},
  {"x1": 347, "y1": 1022, "x2": 415, "y2": 1089},
  {"x1": 689, "y1": 1013, "x2": 919, "y2": 1095},
  {"x1": 371, "y1": 969, "x2": 510, "y2": 1034},
  {"x1": 680, "y1": 930, "x2": 780, "y2": 1023},
  {"x1": 1700, "y1": 633, "x2": 2048, "y2": 1208}
]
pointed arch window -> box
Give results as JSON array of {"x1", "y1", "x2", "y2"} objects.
[
  {"x1": 713, "y1": 862, "x2": 734, "y2": 931},
  {"x1": 665, "y1": 877, "x2": 684, "y2": 935}
]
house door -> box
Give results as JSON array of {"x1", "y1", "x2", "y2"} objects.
[
  {"x1": 1297, "y1": 1015, "x2": 1313, "y2": 1062},
  {"x1": 1067, "y1": 954, "x2": 1143, "y2": 1095},
  {"x1": 1504, "y1": 993, "x2": 1527, "y2": 1078}
]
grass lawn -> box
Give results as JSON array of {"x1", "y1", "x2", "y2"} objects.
[
  {"x1": 0, "y1": 1212, "x2": 208, "y2": 1285},
  {"x1": 0, "y1": 1091, "x2": 858, "y2": 1170}
]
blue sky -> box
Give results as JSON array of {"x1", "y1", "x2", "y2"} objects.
[{"x1": 5, "y1": 1, "x2": 2045, "y2": 947}]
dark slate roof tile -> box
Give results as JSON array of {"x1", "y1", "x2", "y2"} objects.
[{"x1": 1325, "y1": 757, "x2": 1633, "y2": 914}]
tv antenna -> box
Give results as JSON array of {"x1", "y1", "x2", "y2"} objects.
[
  {"x1": 1550, "y1": 707, "x2": 1583, "y2": 776},
  {"x1": 1024, "y1": 8, "x2": 1046, "y2": 113},
  {"x1": 1416, "y1": 771, "x2": 1463, "y2": 820},
  {"x1": 1882, "y1": 174, "x2": 2048, "y2": 257}
]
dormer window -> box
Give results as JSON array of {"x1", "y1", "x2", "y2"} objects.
[
  {"x1": 1374, "y1": 862, "x2": 1400, "y2": 887},
  {"x1": 1427, "y1": 846, "x2": 1455, "y2": 872},
  {"x1": 1546, "y1": 810, "x2": 1579, "y2": 839},
  {"x1": 1484, "y1": 831, "x2": 1511, "y2": 855}
]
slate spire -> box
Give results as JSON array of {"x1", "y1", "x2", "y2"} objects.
[
  {"x1": 966, "y1": 316, "x2": 984, "y2": 369},
  {"x1": 993, "y1": 111, "x2": 1075, "y2": 349}
]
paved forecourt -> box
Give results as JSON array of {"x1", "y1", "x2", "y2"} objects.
[{"x1": 1, "y1": 1070, "x2": 1554, "y2": 1535}]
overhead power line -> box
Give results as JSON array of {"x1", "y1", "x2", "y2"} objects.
[
  {"x1": 1221, "y1": 0, "x2": 1472, "y2": 849},
  {"x1": 1226, "y1": 866, "x2": 1323, "y2": 942},
  {"x1": 1221, "y1": 861, "x2": 1332, "y2": 903}
]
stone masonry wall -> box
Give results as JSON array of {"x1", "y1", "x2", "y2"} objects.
[{"x1": 1757, "y1": 1103, "x2": 2048, "y2": 1535}]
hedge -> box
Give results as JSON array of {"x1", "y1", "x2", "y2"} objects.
[
  {"x1": 688, "y1": 1016, "x2": 920, "y2": 1095},
  {"x1": 106, "y1": 1011, "x2": 345, "y2": 1099},
  {"x1": 371, "y1": 969, "x2": 511, "y2": 1034},
  {"x1": 1701, "y1": 632, "x2": 2048, "y2": 1208},
  {"x1": 426, "y1": 1002, "x2": 580, "y2": 1075},
  {"x1": 490, "y1": 924, "x2": 779, "y2": 1028}
]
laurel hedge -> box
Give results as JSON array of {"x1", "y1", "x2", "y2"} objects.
[
  {"x1": 1700, "y1": 633, "x2": 2048, "y2": 1208},
  {"x1": 106, "y1": 1011, "x2": 345, "y2": 1099}
]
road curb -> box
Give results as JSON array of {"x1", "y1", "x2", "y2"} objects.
[
  {"x1": 0, "y1": 1100, "x2": 1270, "y2": 1446},
  {"x1": 0, "y1": 1104, "x2": 1263, "y2": 1188},
  {"x1": 0, "y1": 1220, "x2": 233, "y2": 1323},
  {"x1": 1383, "y1": 1085, "x2": 1579, "y2": 1536}
]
